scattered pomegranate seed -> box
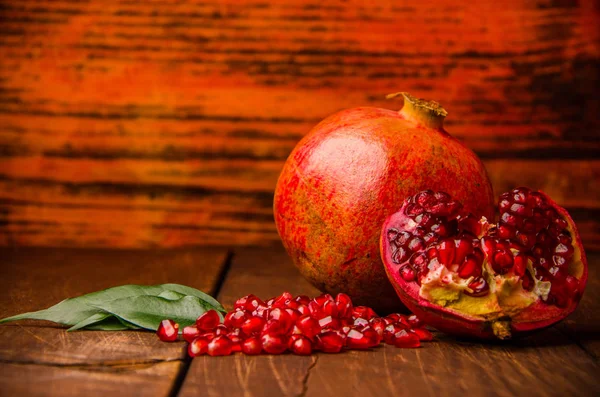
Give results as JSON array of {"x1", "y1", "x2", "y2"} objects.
[
  {"x1": 261, "y1": 332, "x2": 288, "y2": 354},
  {"x1": 242, "y1": 336, "x2": 262, "y2": 355},
  {"x1": 158, "y1": 292, "x2": 433, "y2": 357},
  {"x1": 188, "y1": 337, "x2": 209, "y2": 357},
  {"x1": 208, "y1": 335, "x2": 233, "y2": 356},
  {"x1": 157, "y1": 319, "x2": 179, "y2": 342},
  {"x1": 182, "y1": 325, "x2": 200, "y2": 343},
  {"x1": 196, "y1": 310, "x2": 221, "y2": 331},
  {"x1": 289, "y1": 334, "x2": 313, "y2": 355}
]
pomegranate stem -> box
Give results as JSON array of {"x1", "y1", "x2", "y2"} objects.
[{"x1": 387, "y1": 92, "x2": 447, "y2": 130}]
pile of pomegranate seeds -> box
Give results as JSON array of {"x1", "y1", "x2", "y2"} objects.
[
  {"x1": 156, "y1": 292, "x2": 433, "y2": 356},
  {"x1": 387, "y1": 187, "x2": 581, "y2": 306}
]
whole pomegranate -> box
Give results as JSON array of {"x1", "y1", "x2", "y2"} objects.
[
  {"x1": 274, "y1": 92, "x2": 494, "y2": 313},
  {"x1": 380, "y1": 188, "x2": 588, "y2": 339}
]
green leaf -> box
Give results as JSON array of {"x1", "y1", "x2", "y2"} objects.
[
  {"x1": 0, "y1": 283, "x2": 224, "y2": 332},
  {"x1": 67, "y1": 312, "x2": 113, "y2": 332},
  {"x1": 93, "y1": 295, "x2": 212, "y2": 330}
]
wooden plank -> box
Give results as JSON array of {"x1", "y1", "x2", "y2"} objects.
[
  {"x1": 179, "y1": 246, "x2": 321, "y2": 397},
  {"x1": 181, "y1": 245, "x2": 599, "y2": 397},
  {"x1": 0, "y1": 361, "x2": 180, "y2": 397},
  {"x1": 0, "y1": 0, "x2": 599, "y2": 249},
  {"x1": 558, "y1": 252, "x2": 600, "y2": 359},
  {"x1": 0, "y1": 247, "x2": 229, "y2": 395}
]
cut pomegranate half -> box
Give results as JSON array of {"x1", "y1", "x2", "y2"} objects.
[{"x1": 380, "y1": 188, "x2": 588, "y2": 340}]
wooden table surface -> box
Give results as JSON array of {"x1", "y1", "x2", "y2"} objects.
[{"x1": 1, "y1": 245, "x2": 598, "y2": 397}]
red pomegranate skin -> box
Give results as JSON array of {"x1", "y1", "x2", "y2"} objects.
[{"x1": 274, "y1": 104, "x2": 494, "y2": 313}]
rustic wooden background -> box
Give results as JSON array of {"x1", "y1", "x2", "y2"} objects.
[{"x1": 0, "y1": 0, "x2": 598, "y2": 249}]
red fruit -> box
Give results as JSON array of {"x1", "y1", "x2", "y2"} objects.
[
  {"x1": 227, "y1": 333, "x2": 242, "y2": 352},
  {"x1": 381, "y1": 188, "x2": 588, "y2": 340},
  {"x1": 318, "y1": 315, "x2": 341, "y2": 330},
  {"x1": 224, "y1": 309, "x2": 248, "y2": 328},
  {"x1": 262, "y1": 319, "x2": 286, "y2": 335},
  {"x1": 242, "y1": 336, "x2": 262, "y2": 355},
  {"x1": 214, "y1": 324, "x2": 229, "y2": 336},
  {"x1": 289, "y1": 334, "x2": 313, "y2": 355},
  {"x1": 294, "y1": 314, "x2": 321, "y2": 339},
  {"x1": 267, "y1": 308, "x2": 293, "y2": 331},
  {"x1": 315, "y1": 330, "x2": 345, "y2": 353},
  {"x1": 182, "y1": 325, "x2": 200, "y2": 343},
  {"x1": 352, "y1": 306, "x2": 378, "y2": 321},
  {"x1": 241, "y1": 316, "x2": 265, "y2": 336},
  {"x1": 207, "y1": 335, "x2": 233, "y2": 356},
  {"x1": 412, "y1": 328, "x2": 434, "y2": 341},
  {"x1": 346, "y1": 327, "x2": 380, "y2": 349},
  {"x1": 188, "y1": 337, "x2": 209, "y2": 357},
  {"x1": 234, "y1": 294, "x2": 265, "y2": 312},
  {"x1": 199, "y1": 331, "x2": 216, "y2": 341},
  {"x1": 383, "y1": 323, "x2": 409, "y2": 345},
  {"x1": 406, "y1": 314, "x2": 422, "y2": 328},
  {"x1": 274, "y1": 92, "x2": 494, "y2": 313},
  {"x1": 392, "y1": 329, "x2": 421, "y2": 348},
  {"x1": 196, "y1": 310, "x2": 221, "y2": 331},
  {"x1": 369, "y1": 318, "x2": 386, "y2": 337},
  {"x1": 157, "y1": 319, "x2": 179, "y2": 342},
  {"x1": 335, "y1": 293, "x2": 354, "y2": 319},
  {"x1": 261, "y1": 333, "x2": 288, "y2": 354}
]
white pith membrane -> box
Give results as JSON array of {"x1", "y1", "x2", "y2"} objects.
[{"x1": 383, "y1": 189, "x2": 584, "y2": 338}]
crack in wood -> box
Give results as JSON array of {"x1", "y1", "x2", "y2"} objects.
[{"x1": 297, "y1": 355, "x2": 318, "y2": 397}]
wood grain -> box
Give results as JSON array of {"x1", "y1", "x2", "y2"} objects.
[
  {"x1": 182, "y1": 244, "x2": 600, "y2": 397},
  {"x1": 0, "y1": 361, "x2": 180, "y2": 397},
  {"x1": 0, "y1": 0, "x2": 599, "y2": 249},
  {"x1": 0, "y1": 247, "x2": 229, "y2": 395}
]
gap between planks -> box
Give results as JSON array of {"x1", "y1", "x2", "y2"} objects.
[{"x1": 167, "y1": 249, "x2": 235, "y2": 397}]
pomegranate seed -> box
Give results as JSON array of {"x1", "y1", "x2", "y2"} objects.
[
  {"x1": 318, "y1": 315, "x2": 341, "y2": 330},
  {"x1": 458, "y1": 255, "x2": 479, "y2": 279},
  {"x1": 262, "y1": 319, "x2": 286, "y2": 335},
  {"x1": 384, "y1": 313, "x2": 401, "y2": 325},
  {"x1": 412, "y1": 328, "x2": 433, "y2": 341},
  {"x1": 261, "y1": 333, "x2": 288, "y2": 354},
  {"x1": 188, "y1": 337, "x2": 209, "y2": 357},
  {"x1": 224, "y1": 309, "x2": 248, "y2": 328},
  {"x1": 346, "y1": 327, "x2": 380, "y2": 349},
  {"x1": 207, "y1": 335, "x2": 233, "y2": 356},
  {"x1": 241, "y1": 316, "x2": 265, "y2": 336},
  {"x1": 370, "y1": 318, "x2": 386, "y2": 336},
  {"x1": 196, "y1": 310, "x2": 221, "y2": 331},
  {"x1": 392, "y1": 246, "x2": 409, "y2": 264},
  {"x1": 234, "y1": 294, "x2": 265, "y2": 312},
  {"x1": 242, "y1": 336, "x2": 262, "y2": 355},
  {"x1": 315, "y1": 331, "x2": 345, "y2": 353},
  {"x1": 289, "y1": 334, "x2": 313, "y2": 355},
  {"x1": 182, "y1": 325, "x2": 200, "y2": 343},
  {"x1": 272, "y1": 291, "x2": 293, "y2": 308},
  {"x1": 392, "y1": 329, "x2": 421, "y2": 348},
  {"x1": 437, "y1": 238, "x2": 455, "y2": 266},
  {"x1": 352, "y1": 306, "x2": 378, "y2": 320},
  {"x1": 214, "y1": 324, "x2": 229, "y2": 336},
  {"x1": 465, "y1": 277, "x2": 489, "y2": 297},
  {"x1": 294, "y1": 314, "x2": 321, "y2": 339},
  {"x1": 228, "y1": 332, "x2": 243, "y2": 352},
  {"x1": 399, "y1": 264, "x2": 416, "y2": 281},
  {"x1": 383, "y1": 323, "x2": 409, "y2": 344},
  {"x1": 199, "y1": 331, "x2": 216, "y2": 341},
  {"x1": 157, "y1": 319, "x2": 179, "y2": 342},
  {"x1": 294, "y1": 295, "x2": 311, "y2": 306},
  {"x1": 407, "y1": 314, "x2": 422, "y2": 328},
  {"x1": 268, "y1": 308, "x2": 294, "y2": 331},
  {"x1": 353, "y1": 317, "x2": 370, "y2": 329},
  {"x1": 513, "y1": 254, "x2": 527, "y2": 277},
  {"x1": 335, "y1": 293, "x2": 353, "y2": 319},
  {"x1": 285, "y1": 308, "x2": 301, "y2": 323},
  {"x1": 454, "y1": 237, "x2": 473, "y2": 264}
]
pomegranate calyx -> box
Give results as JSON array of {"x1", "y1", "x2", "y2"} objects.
[{"x1": 387, "y1": 91, "x2": 447, "y2": 130}]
